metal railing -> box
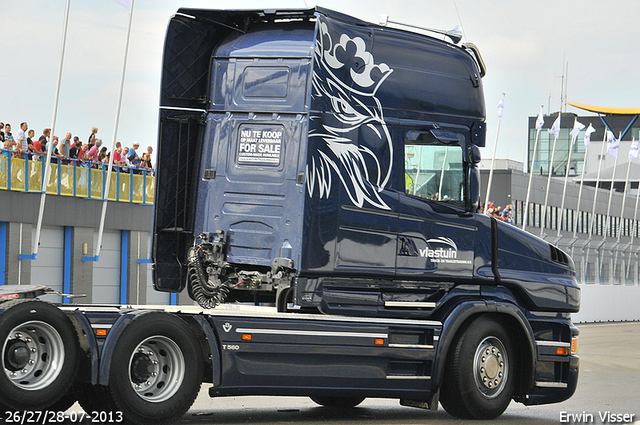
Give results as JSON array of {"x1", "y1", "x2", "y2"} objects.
[
  {"x1": 0, "y1": 149, "x2": 154, "y2": 204},
  {"x1": 508, "y1": 199, "x2": 640, "y2": 285},
  {"x1": 562, "y1": 242, "x2": 640, "y2": 286}
]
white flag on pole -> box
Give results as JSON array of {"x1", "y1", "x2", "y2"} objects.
[
  {"x1": 607, "y1": 130, "x2": 619, "y2": 157},
  {"x1": 583, "y1": 124, "x2": 595, "y2": 149},
  {"x1": 548, "y1": 115, "x2": 561, "y2": 137},
  {"x1": 629, "y1": 139, "x2": 639, "y2": 161},
  {"x1": 497, "y1": 96, "x2": 504, "y2": 121},
  {"x1": 112, "y1": 0, "x2": 132, "y2": 10},
  {"x1": 569, "y1": 120, "x2": 585, "y2": 144},
  {"x1": 535, "y1": 108, "x2": 544, "y2": 131}
]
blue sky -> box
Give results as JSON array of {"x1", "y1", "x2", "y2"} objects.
[{"x1": 1, "y1": 0, "x2": 638, "y2": 165}]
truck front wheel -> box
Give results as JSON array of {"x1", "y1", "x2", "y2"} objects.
[
  {"x1": 107, "y1": 313, "x2": 203, "y2": 425},
  {"x1": 440, "y1": 316, "x2": 516, "y2": 419}
]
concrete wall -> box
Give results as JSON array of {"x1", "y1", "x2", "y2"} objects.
[
  {"x1": 573, "y1": 283, "x2": 640, "y2": 323},
  {"x1": 0, "y1": 187, "x2": 193, "y2": 305},
  {"x1": 0, "y1": 190, "x2": 152, "y2": 231}
]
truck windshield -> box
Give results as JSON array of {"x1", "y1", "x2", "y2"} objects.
[{"x1": 404, "y1": 134, "x2": 464, "y2": 207}]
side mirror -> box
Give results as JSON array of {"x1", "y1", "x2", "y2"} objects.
[
  {"x1": 469, "y1": 167, "x2": 481, "y2": 212},
  {"x1": 471, "y1": 145, "x2": 482, "y2": 164}
]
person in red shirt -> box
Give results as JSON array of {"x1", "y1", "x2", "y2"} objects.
[{"x1": 113, "y1": 146, "x2": 123, "y2": 164}]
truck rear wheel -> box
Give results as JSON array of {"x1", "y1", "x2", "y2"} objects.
[
  {"x1": 440, "y1": 316, "x2": 516, "y2": 419},
  {"x1": 310, "y1": 396, "x2": 365, "y2": 408},
  {"x1": 107, "y1": 313, "x2": 203, "y2": 425},
  {"x1": 0, "y1": 299, "x2": 78, "y2": 410}
]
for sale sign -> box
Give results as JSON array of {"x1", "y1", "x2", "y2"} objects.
[{"x1": 237, "y1": 125, "x2": 284, "y2": 166}]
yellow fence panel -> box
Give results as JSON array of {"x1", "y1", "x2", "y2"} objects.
[
  {"x1": 46, "y1": 163, "x2": 59, "y2": 194},
  {"x1": 106, "y1": 171, "x2": 118, "y2": 201},
  {"x1": 132, "y1": 173, "x2": 144, "y2": 203},
  {"x1": 10, "y1": 158, "x2": 26, "y2": 192},
  {"x1": 119, "y1": 173, "x2": 131, "y2": 202},
  {"x1": 75, "y1": 166, "x2": 89, "y2": 198},
  {"x1": 28, "y1": 161, "x2": 43, "y2": 192},
  {"x1": 145, "y1": 176, "x2": 155, "y2": 204},
  {"x1": 59, "y1": 163, "x2": 73, "y2": 196},
  {"x1": 90, "y1": 169, "x2": 103, "y2": 199},
  {"x1": 0, "y1": 156, "x2": 8, "y2": 190}
]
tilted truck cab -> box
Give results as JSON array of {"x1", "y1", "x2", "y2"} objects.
[
  {"x1": 147, "y1": 7, "x2": 580, "y2": 419},
  {"x1": 0, "y1": 8, "x2": 579, "y2": 423},
  {"x1": 153, "y1": 7, "x2": 579, "y2": 318}
]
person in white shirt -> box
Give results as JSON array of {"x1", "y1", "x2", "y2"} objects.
[
  {"x1": 122, "y1": 147, "x2": 133, "y2": 171},
  {"x1": 15, "y1": 122, "x2": 28, "y2": 157}
]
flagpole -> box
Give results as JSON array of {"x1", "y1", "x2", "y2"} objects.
[
  {"x1": 572, "y1": 133, "x2": 591, "y2": 239},
  {"x1": 616, "y1": 141, "x2": 633, "y2": 243},
  {"x1": 94, "y1": 0, "x2": 135, "y2": 260},
  {"x1": 31, "y1": 0, "x2": 71, "y2": 258},
  {"x1": 557, "y1": 118, "x2": 579, "y2": 238},
  {"x1": 612, "y1": 142, "x2": 633, "y2": 280},
  {"x1": 522, "y1": 106, "x2": 544, "y2": 231},
  {"x1": 569, "y1": 123, "x2": 594, "y2": 283},
  {"x1": 602, "y1": 132, "x2": 621, "y2": 242},
  {"x1": 484, "y1": 94, "x2": 504, "y2": 215},
  {"x1": 599, "y1": 132, "x2": 620, "y2": 283},
  {"x1": 626, "y1": 163, "x2": 640, "y2": 280},
  {"x1": 585, "y1": 130, "x2": 609, "y2": 283},
  {"x1": 540, "y1": 112, "x2": 561, "y2": 237},
  {"x1": 598, "y1": 132, "x2": 622, "y2": 281},
  {"x1": 588, "y1": 131, "x2": 608, "y2": 239}
]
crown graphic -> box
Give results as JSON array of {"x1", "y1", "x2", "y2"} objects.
[{"x1": 316, "y1": 20, "x2": 393, "y2": 96}]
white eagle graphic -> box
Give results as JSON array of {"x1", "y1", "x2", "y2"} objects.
[{"x1": 306, "y1": 18, "x2": 394, "y2": 210}]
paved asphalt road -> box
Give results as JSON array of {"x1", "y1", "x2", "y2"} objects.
[{"x1": 177, "y1": 322, "x2": 640, "y2": 425}]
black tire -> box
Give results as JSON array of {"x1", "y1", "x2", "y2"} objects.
[
  {"x1": 0, "y1": 299, "x2": 79, "y2": 410},
  {"x1": 440, "y1": 316, "x2": 517, "y2": 419},
  {"x1": 107, "y1": 312, "x2": 203, "y2": 425},
  {"x1": 310, "y1": 396, "x2": 365, "y2": 408}
]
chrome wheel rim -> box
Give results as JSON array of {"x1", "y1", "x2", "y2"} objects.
[
  {"x1": 473, "y1": 336, "x2": 508, "y2": 398},
  {"x1": 128, "y1": 336, "x2": 185, "y2": 403},
  {"x1": 3, "y1": 320, "x2": 65, "y2": 391}
]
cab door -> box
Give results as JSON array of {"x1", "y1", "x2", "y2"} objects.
[{"x1": 396, "y1": 126, "x2": 476, "y2": 281}]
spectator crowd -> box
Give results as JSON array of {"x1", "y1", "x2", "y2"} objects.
[
  {"x1": 0, "y1": 122, "x2": 154, "y2": 174},
  {"x1": 483, "y1": 202, "x2": 513, "y2": 224}
]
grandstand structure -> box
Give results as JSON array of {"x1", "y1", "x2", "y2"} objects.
[{"x1": 0, "y1": 153, "x2": 192, "y2": 305}]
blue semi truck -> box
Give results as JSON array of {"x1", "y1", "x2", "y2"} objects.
[{"x1": 0, "y1": 7, "x2": 579, "y2": 425}]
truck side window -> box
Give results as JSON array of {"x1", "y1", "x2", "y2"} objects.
[{"x1": 404, "y1": 131, "x2": 464, "y2": 207}]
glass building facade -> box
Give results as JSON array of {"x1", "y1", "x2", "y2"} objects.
[{"x1": 527, "y1": 111, "x2": 640, "y2": 176}]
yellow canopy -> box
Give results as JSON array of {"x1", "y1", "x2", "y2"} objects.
[{"x1": 566, "y1": 101, "x2": 640, "y2": 115}]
